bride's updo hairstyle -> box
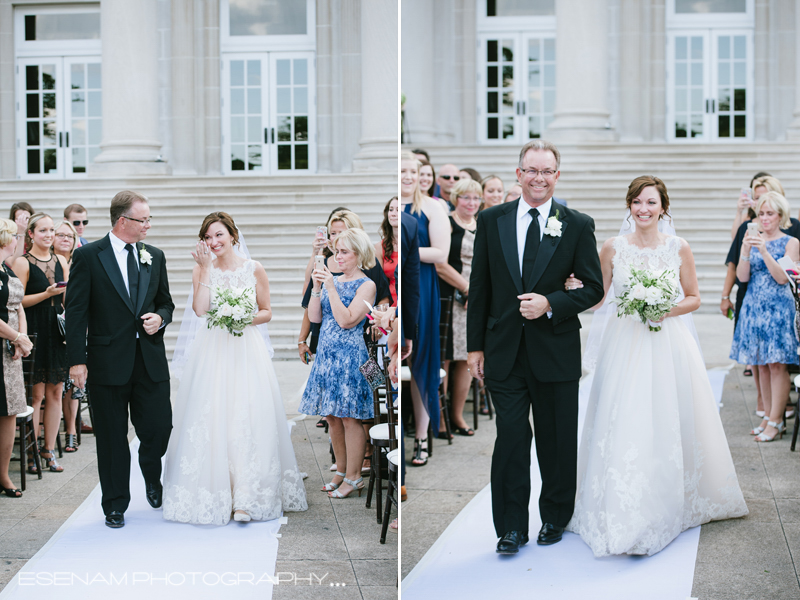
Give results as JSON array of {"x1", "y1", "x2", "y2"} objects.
[
  {"x1": 625, "y1": 175, "x2": 671, "y2": 221},
  {"x1": 334, "y1": 228, "x2": 376, "y2": 270},
  {"x1": 0, "y1": 219, "x2": 17, "y2": 249},
  {"x1": 199, "y1": 212, "x2": 239, "y2": 246}
]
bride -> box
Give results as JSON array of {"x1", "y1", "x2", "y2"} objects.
[
  {"x1": 162, "y1": 212, "x2": 308, "y2": 525},
  {"x1": 566, "y1": 176, "x2": 747, "y2": 557}
]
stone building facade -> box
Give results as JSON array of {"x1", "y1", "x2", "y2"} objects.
[{"x1": 0, "y1": 0, "x2": 398, "y2": 181}]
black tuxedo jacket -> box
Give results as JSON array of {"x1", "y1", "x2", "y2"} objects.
[
  {"x1": 467, "y1": 200, "x2": 603, "y2": 382},
  {"x1": 401, "y1": 216, "x2": 420, "y2": 344},
  {"x1": 65, "y1": 235, "x2": 174, "y2": 386}
]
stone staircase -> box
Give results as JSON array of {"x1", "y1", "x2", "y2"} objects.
[
  {"x1": 0, "y1": 173, "x2": 396, "y2": 359},
  {"x1": 419, "y1": 142, "x2": 800, "y2": 312}
]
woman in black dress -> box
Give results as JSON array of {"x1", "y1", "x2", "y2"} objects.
[
  {"x1": 14, "y1": 213, "x2": 69, "y2": 473},
  {"x1": 0, "y1": 219, "x2": 34, "y2": 496}
]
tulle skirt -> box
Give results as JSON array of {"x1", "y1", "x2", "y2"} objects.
[{"x1": 163, "y1": 325, "x2": 308, "y2": 525}]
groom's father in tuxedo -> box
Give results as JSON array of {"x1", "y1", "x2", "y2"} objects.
[
  {"x1": 467, "y1": 140, "x2": 603, "y2": 554},
  {"x1": 66, "y1": 191, "x2": 174, "y2": 528}
]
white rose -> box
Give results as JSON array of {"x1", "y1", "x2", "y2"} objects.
[
  {"x1": 231, "y1": 305, "x2": 246, "y2": 320},
  {"x1": 219, "y1": 304, "x2": 234, "y2": 317},
  {"x1": 645, "y1": 287, "x2": 663, "y2": 305},
  {"x1": 631, "y1": 283, "x2": 647, "y2": 300}
]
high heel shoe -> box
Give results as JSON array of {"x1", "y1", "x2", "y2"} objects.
[
  {"x1": 328, "y1": 477, "x2": 364, "y2": 499},
  {"x1": 39, "y1": 448, "x2": 64, "y2": 472},
  {"x1": 233, "y1": 510, "x2": 251, "y2": 522},
  {"x1": 755, "y1": 421, "x2": 785, "y2": 443},
  {"x1": 411, "y1": 438, "x2": 428, "y2": 466},
  {"x1": 0, "y1": 485, "x2": 22, "y2": 498},
  {"x1": 750, "y1": 418, "x2": 769, "y2": 436},
  {"x1": 64, "y1": 433, "x2": 78, "y2": 453},
  {"x1": 322, "y1": 471, "x2": 345, "y2": 492}
]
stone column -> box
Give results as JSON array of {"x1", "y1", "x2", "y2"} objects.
[
  {"x1": 785, "y1": 0, "x2": 800, "y2": 140},
  {"x1": 400, "y1": 0, "x2": 436, "y2": 144},
  {"x1": 89, "y1": 0, "x2": 170, "y2": 175},
  {"x1": 171, "y1": 0, "x2": 196, "y2": 174},
  {"x1": 546, "y1": 0, "x2": 616, "y2": 141},
  {"x1": 352, "y1": 0, "x2": 397, "y2": 171}
]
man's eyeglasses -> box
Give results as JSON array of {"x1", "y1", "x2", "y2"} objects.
[
  {"x1": 440, "y1": 175, "x2": 460, "y2": 181},
  {"x1": 55, "y1": 233, "x2": 75, "y2": 240},
  {"x1": 519, "y1": 168, "x2": 557, "y2": 178},
  {"x1": 72, "y1": 220, "x2": 89, "y2": 226},
  {"x1": 122, "y1": 215, "x2": 152, "y2": 225}
]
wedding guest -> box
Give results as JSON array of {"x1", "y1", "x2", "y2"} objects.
[
  {"x1": 437, "y1": 164, "x2": 460, "y2": 210},
  {"x1": 7, "y1": 203, "x2": 34, "y2": 268},
  {"x1": 411, "y1": 148, "x2": 430, "y2": 163},
  {"x1": 64, "y1": 204, "x2": 89, "y2": 247},
  {"x1": 401, "y1": 151, "x2": 450, "y2": 467},
  {"x1": 375, "y1": 197, "x2": 398, "y2": 306},
  {"x1": 301, "y1": 206, "x2": 351, "y2": 295},
  {"x1": 299, "y1": 228, "x2": 377, "y2": 499},
  {"x1": 421, "y1": 160, "x2": 450, "y2": 216},
  {"x1": 460, "y1": 167, "x2": 482, "y2": 182},
  {"x1": 482, "y1": 175, "x2": 505, "y2": 209},
  {"x1": 504, "y1": 184, "x2": 522, "y2": 203},
  {"x1": 730, "y1": 191, "x2": 800, "y2": 442},
  {"x1": 437, "y1": 179, "x2": 481, "y2": 437},
  {"x1": 730, "y1": 171, "x2": 772, "y2": 240},
  {"x1": 52, "y1": 221, "x2": 80, "y2": 453},
  {"x1": 14, "y1": 213, "x2": 69, "y2": 473},
  {"x1": 0, "y1": 219, "x2": 34, "y2": 498}
]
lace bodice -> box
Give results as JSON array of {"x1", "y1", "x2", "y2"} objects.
[
  {"x1": 611, "y1": 235, "x2": 682, "y2": 298},
  {"x1": 209, "y1": 260, "x2": 256, "y2": 309}
]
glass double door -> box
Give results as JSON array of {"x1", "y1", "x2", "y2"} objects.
[
  {"x1": 667, "y1": 29, "x2": 752, "y2": 141},
  {"x1": 16, "y1": 56, "x2": 102, "y2": 178},
  {"x1": 477, "y1": 33, "x2": 556, "y2": 144},
  {"x1": 222, "y1": 52, "x2": 315, "y2": 174}
]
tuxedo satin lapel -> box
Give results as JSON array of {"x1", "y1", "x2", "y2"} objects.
[
  {"x1": 98, "y1": 241, "x2": 134, "y2": 314},
  {"x1": 135, "y1": 242, "x2": 151, "y2": 315},
  {"x1": 498, "y1": 203, "x2": 523, "y2": 295},
  {"x1": 525, "y1": 203, "x2": 568, "y2": 292}
]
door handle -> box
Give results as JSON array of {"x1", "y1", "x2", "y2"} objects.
[
  {"x1": 711, "y1": 99, "x2": 716, "y2": 113},
  {"x1": 522, "y1": 101, "x2": 526, "y2": 116},
  {"x1": 58, "y1": 132, "x2": 62, "y2": 147},
  {"x1": 65, "y1": 132, "x2": 69, "y2": 147},
  {"x1": 271, "y1": 128, "x2": 275, "y2": 144},
  {"x1": 264, "y1": 127, "x2": 269, "y2": 144},
  {"x1": 705, "y1": 99, "x2": 710, "y2": 113}
]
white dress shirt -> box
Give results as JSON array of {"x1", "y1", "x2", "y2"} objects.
[
  {"x1": 516, "y1": 197, "x2": 552, "y2": 275},
  {"x1": 108, "y1": 231, "x2": 138, "y2": 292}
]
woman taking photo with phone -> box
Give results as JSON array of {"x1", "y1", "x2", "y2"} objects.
[
  {"x1": 730, "y1": 191, "x2": 800, "y2": 443},
  {"x1": 14, "y1": 213, "x2": 69, "y2": 473}
]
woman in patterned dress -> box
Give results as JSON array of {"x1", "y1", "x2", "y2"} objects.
[
  {"x1": 730, "y1": 190, "x2": 800, "y2": 442},
  {"x1": 0, "y1": 219, "x2": 35, "y2": 497},
  {"x1": 299, "y1": 228, "x2": 377, "y2": 499},
  {"x1": 437, "y1": 178, "x2": 481, "y2": 437},
  {"x1": 14, "y1": 214, "x2": 69, "y2": 474}
]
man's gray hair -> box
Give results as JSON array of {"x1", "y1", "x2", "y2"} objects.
[
  {"x1": 110, "y1": 190, "x2": 148, "y2": 226},
  {"x1": 518, "y1": 140, "x2": 561, "y2": 170}
]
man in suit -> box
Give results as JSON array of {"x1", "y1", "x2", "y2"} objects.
[
  {"x1": 66, "y1": 191, "x2": 174, "y2": 529},
  {"x1": 467, "y1": 140, "x2": 604, "y2": 554}
]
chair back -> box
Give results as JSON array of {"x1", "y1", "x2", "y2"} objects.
[
  {"x1": 439, "y1": 296, "x2": 453, "y2": 364},
  {"x1": 21, "y1": 333, "x2": 37, "y2": 405}
]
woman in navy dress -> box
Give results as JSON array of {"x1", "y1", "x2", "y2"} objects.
[
  {"x1": 299, "y1": 228, "x2": 377, "y2": 499},
  {"x1": 730, "y1": 191, "x2": 800, "y2": 442},
  {"x1": 400, "y1": 151, "x2": 451, "y2": 466}
]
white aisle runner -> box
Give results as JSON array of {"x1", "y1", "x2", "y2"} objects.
[
  {"x1": 402, "y1": 370, "x2": 730, "y2": 600},
  {"x1": 0, "y1": 439, "x2": 285, "y2": 600}
]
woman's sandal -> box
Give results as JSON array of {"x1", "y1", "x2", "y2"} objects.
[
  {"x1": 743, "y1": 367, "x2": 753, "y2": 376},
  {"x1": 750, "y1": 418, "x2": 769, "y2": 436},
  {"x1": 328, "y1": 477, "x2": 364, "y2": 499},
  {"x1": 411, "y1": 438, "x2": 428, "y2": 466},
  {"x1": 755, "y1": 421, "x2": 786, "y2": 443},
  {"x1": 315, "y1": 418, "x2": 329, "y2": 433},
  {"x1": 39, "y1": 449, "x2": 64, "y2": 473},
  {"x1": 322, "y1": 471, "x2": 345, "y2": 492},
  {"x1": 0, "y1": 485, "x2": 22, "y2": 498},
  {"x1": 453, "y1": 427, "x2": 474, "y2": 436},
  {"x1": 26, "y1": 453, "x2": 39, "y2": 475},
  {"x1": 64, "y1": 433, "x2": 78, "y2": 453}
]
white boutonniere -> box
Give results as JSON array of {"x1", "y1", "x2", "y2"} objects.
[
  {"x1": 543, "y1": 211, "x2": 563, "y2": 237},
  {"x1": 139, "y1": 245, "x2": 153, "y2": 266}
]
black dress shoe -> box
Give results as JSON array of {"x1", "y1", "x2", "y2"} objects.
[
  {"x1": 537, "y1": 523, "x2": 565, "y2": 545},
  {"x1": 105, "y1": 511, "x2": 125, "y2": 528},
  {"x1": 496, "y1": 530, "x2": 529, "y2": 554},
  {"x1": 145, "y1": 481, "x2": 163, "y2": 509}
]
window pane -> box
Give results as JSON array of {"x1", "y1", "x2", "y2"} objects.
[
  {"x1": 26, "y1": 66, "x2": 38, "y2": 91},
  {"x1": 230, "y1": 0, "x2": 306, "y2": 36},
  {"x1": 277, "y1": 144, "x2": 291, "y2": 170},
  {"x1": 277, "y1": 116, "x2": 291, "y2": 141},
  {"x1": 733, "y1": 88, "x2": 746, "y2": 111},
  {"x1": 72, "y1": 119, "x2": 86, "y2": 146},
  {"x1": 88, "y1": 63, "x2": 101, "y2": 89},
  {"x1": 295, "y1": 144, "x2": 308, "y2": 170},
  {"x1": 43, "y1": 148, "x2": 57, "y2": 173},
  {"x1": 43, "y1": 121, "x2": 56, "y2": 146},
  {"x1": 247, "y1": 88, "x2": 261, "y2": 114},
  {"x1": 691, "y1": 37, "x2": 702, "y2": 60},
  {"x1": 248, "y1": 116, "x2": 260, "y2": 143},
  {"x1": 24, "y1": 13, "x2": 100, "y2": 40},
  {"x1": 675, "y1": 117, "x2": 688, "y2": 138},
  {"x1": 543, "y1": 64, "x2": 555, "y2": 87},
  {"x1": 676, "y1": 89, "x2": 687, "y2": 112},
  {"x1": 718, "y1": 89, "x2": 730, "y2": 111},
  {"x1": 718, "y1": 62, "x2": 730, "y2": 86},
  {"x1": 529, "y1": 89, "x2": 541, "y2": 114},
  {"x1": 88, "y1": 119, "x2": 102, "y2": 145},
  {"x1": 675, "y1": 37, "x2": 687, "y2": 61},
  {"x1": 488, "y1": 66, "x2": 498, "y2": 88},
  {"x1": 691, "y1": 63, "x2": 703, "y2": 86},
  {"x1": 528, "y1": 116, "x2": 540, "y2": 139},
  {"x1": 27, "y1": 94, "x2": 39, "y2": 119},
  {"x1": 488, "y1": 117, "x2": 499, "y2": 139},
  {"x1": 528, "y1": 65, "x2": 539, "y2": 87},
  {"x1": 294, "y1": 87, "x2": 307, "y2": 113},
  {"x1": 72, "y1": 92, "x2": 85, "y2": 118},
  {"x1": 675, "y1": 0, "x2": 746, "y2": 13},
  {"x1": 691, "y1": 88, "x2": 703, "y2": 112},
  {"x1": 487, "y1": 40, "x2": 498, "y2": 62},
  {"x1": 487, "y1": 92, "x2": 498, "y2": 114},
  {"x1": 231, "y1": 60, "x2": 244, "y2": 86},
  {"x1": 247, "y1": 144, "x2": 261, "y2": 170},
  {"x1": 276, "y1": 60, "x2": 290, "y2": 85},
  {"x1": 277, "y1": 88, "x2": 290, "y2": 114},
  {"x1": 733, "y1": 62, "x2": 745, "y2": 86},
  {"x1": 88, "y1": 91, "x2": 101, "y2": 117},
  {"x1": 690, "y1": 116, "x2": 703, "y2": 138},
  {"x1": 247, "y1": 60, "x2": 260, "y2": 86},
  {"x1": 43, "y1": 93, "x2": 56, "y2": 119},
  {"x1": 487, "y1": 0, "x2": 555, "y2": 16},
  {"x1": 231, "y1": 89, "x2": 244, "y2": 115},
  {"x1": 502, "y1": 91, "x2": 514, "y2": 113},
  {"x1": 502, "y1": 116, "x2": 514, "y2": 139},
  {"x1": 42, "y1": 65, "x2": 55, "y2": 90},
  {"x1": 231, "y1": 145, "x2": 245, "y2": 170},
  {"x1": 675, "y1": 63, "x2": 687, "y2": 86},
  {"x1": 294, "y1": 60, "x2": 307, "y2": 85},
  {"x1": 502, "y1": 66, "x2": 514, "y2": 88},
  {"x1": 231, "y1": 116, "x2": 245, "y2": 143},
  {"x1": 543, "y1": 39, "x2": 555, "y2": 61},
  {"x1": 26, "y1": 122, "x2": 39, "y2": 146},
  {"x1": 733, "y1": 36, "x2": 746, "y2": 59},
  {"x1": 71, "y1": 64, "x2": 84, "y2": 90},
  {"x1": 718, "y1": 115, "x2": 731, "y2": 137},
  {"x1": 718, "y1": 36, "x2": 730, "y2": 60},
  {"x1": 295, "y1": 116, "x2": 308, "y2": 141},
  {"x1": 734, "y1": 115, "x2": 746, "y2": 137},
  {"x1": 72, "y1": 148, "x2": 86, "y2": 173},
  {"x1": 544, "y1": 90, "x2": 555, "y2": 113},
  {"x1": 28, "y1": 149, "x2": 40, "y2": 174}
]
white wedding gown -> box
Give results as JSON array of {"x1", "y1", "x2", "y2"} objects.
[
  {"x1": 162, "y1": 260, "x2": 308, "y2": 525},
  {"x1": 567, "y1": 236, "x2": 748, "y2": 557}
]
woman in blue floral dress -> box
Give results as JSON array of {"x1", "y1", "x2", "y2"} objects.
[
  {"x1": 730, "y1": 191, "x2": 800, "y2": 442},
  {"x1": 299, "y1": 228, "x2": 377, "y2": 499}
]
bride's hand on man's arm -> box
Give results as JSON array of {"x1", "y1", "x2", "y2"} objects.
[{"x1": 564, "y1": 273, "x2": 583, "y2": 291}]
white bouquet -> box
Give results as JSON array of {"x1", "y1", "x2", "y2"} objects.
[
  {"x1": 206, "y1": 286, "x2": 257, "y2": 337},
  {"x1": 613, "y1": 268, "x2": 679, "y2": 332}
]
